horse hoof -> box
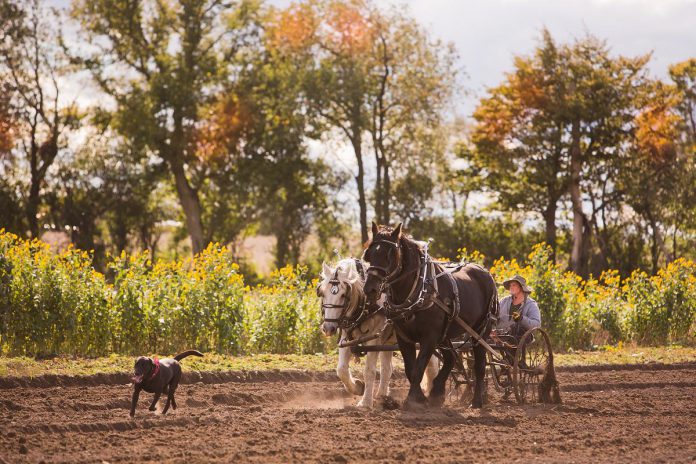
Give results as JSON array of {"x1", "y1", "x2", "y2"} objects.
[
  {"x1": 428, "y1": 394, "x2": 445, "y2": 408},
  {"x1": 380, "y1": 396, "x2": 400, "y2": 410},
  {"x1": 402, "y1": 399, "x2": 427, "y2": 412},
  {"x1": 354, "y1": 380, "x2": 365, "y2": 396}
]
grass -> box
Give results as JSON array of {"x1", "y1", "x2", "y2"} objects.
[
  {"x1": 553, "y1": 344, "x2": 696, "y2": 366},
  {"x1": 0, "y1": 353, "x2": 340, "y2": 378},
  {"x1": 0, "y1": 345, "x2": 694, "y2": 378}
]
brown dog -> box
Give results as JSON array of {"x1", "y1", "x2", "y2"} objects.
[{"x1": 129, "y1": 350, "x2": 203, "y2": 417}]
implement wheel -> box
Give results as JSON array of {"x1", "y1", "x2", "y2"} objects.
[
  {"x1": 512, "y1": 327, "x2": 559, "y2": 404},
  {"x1": 488, "y1": 351, "x2": 513, "y2": 395},
  {"x1": 446, "y1": 347, "x2": 475, "y2": 405}
]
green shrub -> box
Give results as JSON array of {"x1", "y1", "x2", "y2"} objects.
[{"x1": 0, "y1": 230, "x2": 694, "y2": 356}]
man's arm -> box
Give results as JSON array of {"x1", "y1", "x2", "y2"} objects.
[
  {"x1": 496, "y1": 296, "x2": 512, "y2": 330},
  {"x1": 518, "y1": 300, "x2": 541, "y2": 330}
]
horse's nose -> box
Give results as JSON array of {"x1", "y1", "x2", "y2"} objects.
[
  {"x1": 364, "y1": 283, "x2": 378, "y2": 302},
  {"x1": 321, "y1": 322, "x2": 337, "y2": 336}
]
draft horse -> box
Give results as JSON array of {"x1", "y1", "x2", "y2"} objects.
[{"x1": 363, "y1": 222, "x2": 498, "y2": 409}]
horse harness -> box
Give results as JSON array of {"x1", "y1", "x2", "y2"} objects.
[{"x1": 368, "y1": 240, "x2": 499, "y2": 347}]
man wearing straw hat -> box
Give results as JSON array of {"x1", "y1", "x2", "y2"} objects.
[{"x1": 496, "y1": 275, "x2": 541, "y2": 339}]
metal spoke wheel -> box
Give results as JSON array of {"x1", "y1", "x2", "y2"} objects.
[
  {"x1": 446, "y1": 348, "x2": 475, "y2": 405},
  {"x1": 488, "y1": 351, "x2": 513, "y2": 397},
  {"x1": 513, "y1": 327, "x2": 555, "y2": 404}
]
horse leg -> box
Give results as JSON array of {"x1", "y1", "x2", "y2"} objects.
[
  {"x1": 404, "y1": 339, "x2": 437, "y2": 410},
  {"x1": 376, "y1": 350, "x2": 393, "y2": 398},
  {"x1": 471, "y1": 343, "x2": 488, "y2": 408},
  {"x1": 336, "y1": 346, "x2": 364, "y2": 396},
  {"x1": 422, "y1": 355, "x2": 439, "y2": 395},
  {"x1": 357, "y1": 351, "x2": 378, "y2": 408},
  {"x1": 428, "y1": 349, "x2": 455, "y2": 407}
]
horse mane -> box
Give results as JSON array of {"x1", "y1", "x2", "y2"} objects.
[
  {"x1": 373, "y1": 225, "x2": 423, "y2": 254},
  {"x1": 319, "y1": 258, "x2": 365, "y2": 293}
]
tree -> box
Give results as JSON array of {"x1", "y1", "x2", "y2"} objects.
[
  {"x1": 274, "y1": 0, "x2": 457, "y2": 243},
  {"x1": 670, "y1": 59, "x2": 696, "y2": 144},
  {"x1": 0, "y1": 0, "x2": 79, "y2": 238},
  {"x1": 365, "y1": 7, "x2": 458, "y2": 226},
  {"x1": 71, "y1": 0, "x2": 261, "y2": 254},
  {"x1": 470, "y1": 30, "x2": 570, "y2": 261},
  {"x1": 198, "y1": 5, "x2": 347, "y2": 266},
  {"x1": 43, "y1": 134, "x2": 170, "y2": 268},
  {"x1": 562, "y1": 35, "x2": 649, "y2": 277},
  {"x1": 471, "y1": 30, "x2": 651, "y2": 275}
]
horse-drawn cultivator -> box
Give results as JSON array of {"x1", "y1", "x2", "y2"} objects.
[
  {"x1": 343, "y1": 325, "x2": 560, "y2": 406},
  {"x1": 319, "y1": 222, "x2": 561, "y2": 409}
]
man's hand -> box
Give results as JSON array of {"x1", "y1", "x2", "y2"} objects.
[{"x1": 512, "y1": 311, "x2": 521, "y2": 322}]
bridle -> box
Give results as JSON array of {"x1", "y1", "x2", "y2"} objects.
[
  {"x1": 366, "y1": 237, "x2": 431, "y2": 319},
  {"x1": 365, "y1": 238, "x2": 404, "y2": 289},
  {"x1": 365, "y1": 237, "x2": 423, "y2": 298}
]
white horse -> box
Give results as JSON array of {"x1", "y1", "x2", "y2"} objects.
[{"x1": 318, "y1": 258, "x2": 438, "y2": 408}]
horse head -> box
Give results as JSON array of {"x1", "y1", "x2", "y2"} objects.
[
  {"x1": 317, "y1": 259, "x2": 363, "y2": 336},
  {"x1": 363, "y1": 221, "x2": 403, "y2": 304}
]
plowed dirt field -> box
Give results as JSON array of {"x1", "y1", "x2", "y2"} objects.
[{"x1": 1, "y1": 363, "x2": 695, "y2": 463}]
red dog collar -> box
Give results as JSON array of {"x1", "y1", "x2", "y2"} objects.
[{"x1": 149, "y1": 358, "x2": 160, "y2": 381}]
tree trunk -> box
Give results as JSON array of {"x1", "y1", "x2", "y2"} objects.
[
  {"x1": 27, "y1": 168, "x2": 40, "y2": 238},
  {"x1": 647, "y1": 213, "x2": 671, "y2": 273},
  {"x1": 383, "y1": 162, "x2": 391, "y2": 225},
  {"x1": 649, "y1": 217, "x2": 660, "y2": 275},
  {"x1": 166, "y1": 107, "x2": 206, "y2": 255},
  {"x1": 170, "y1": 158, "x2": 206, "y2": 255},
  {"x1": 542, "y1": 201, "x2": 557, "y2": 262},
  {"x1": 275, "y1": 231, "x2": 288, "y2": 269},
  {"x1": 374, "y1": 152, "x2": 383, "y2": 223},
  {"x1": 569, "y1": 120, "x2": 588, "y2": 277},
  {"x1": 352, "y1": 133, "x2": 368, "y2": 245},
  {"x1": 27, "y1": 135, "x2": 58, "y2": 239},
  {"x1": 27, "y1": 122, "x2": 40, "y2": 238}
]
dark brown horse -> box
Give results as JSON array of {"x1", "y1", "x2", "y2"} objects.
[{"x1": 363, "y1": 222, "x2": 498, "y2": 409}]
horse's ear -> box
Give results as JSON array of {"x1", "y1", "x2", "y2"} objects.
[
  {"x1": 321, "y1": 262, "x2": 332, "y2": 279},
  {"x1": 346, "y1": 263, "x2": 359, "y2": 283},
  {"x1": 371, "y1": 221, "x2": 379, "y2": 237},
  {"x1": 391, "y1": 222, "x2": 402, "y2": 240}
]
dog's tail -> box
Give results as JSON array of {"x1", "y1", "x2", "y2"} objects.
[{"x1": 174, "y1": 350, "x2": 204, "y2": 361}]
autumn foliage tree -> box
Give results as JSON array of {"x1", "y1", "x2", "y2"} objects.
[
  {"x1": 471, "y1": 30, "x2": 653, "y2": 275},
  {"x1": 271, "y1": 0, "x2": 458, "y2": 243}
]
